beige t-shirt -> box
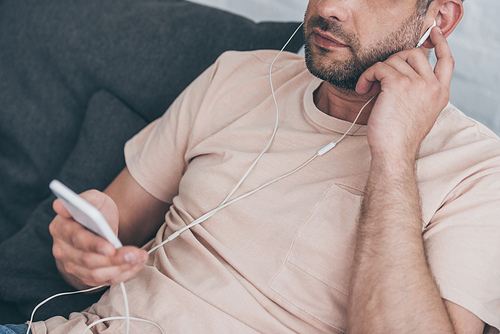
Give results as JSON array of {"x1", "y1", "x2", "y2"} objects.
[{"x1": 34, "y1": 50, "x2": 500, "y2": 333}]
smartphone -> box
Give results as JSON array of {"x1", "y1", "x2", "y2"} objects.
[{"x1": 49, "y1": 180, "x2": 123, "y2": 249}]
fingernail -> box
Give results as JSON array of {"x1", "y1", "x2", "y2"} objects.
[
  {"x1": 125, "y1": 252, "x2": 143, "y2": 265},
  {"x1": 436, "y1": 27, "x2": 443, "y2": 34}
]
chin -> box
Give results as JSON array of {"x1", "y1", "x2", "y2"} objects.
[{"x1": 304, "y1": 43, "x2": 361, "y2": 93}]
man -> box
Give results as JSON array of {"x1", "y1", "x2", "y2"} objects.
[{"x1": 4, "y1": 0, "x2": 499, "y2": 332}]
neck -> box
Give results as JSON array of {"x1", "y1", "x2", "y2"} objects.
[{"x1": 314, "y1": 82, "x2": 376, "y2": 125}]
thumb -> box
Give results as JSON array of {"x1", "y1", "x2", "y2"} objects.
[{"x1": 80, "y1": 190, "x2": 120, "y2": 234}]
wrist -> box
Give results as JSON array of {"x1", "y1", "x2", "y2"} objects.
[{"x1": 369, "y1": 149, "x2": 417, "y2": 179}]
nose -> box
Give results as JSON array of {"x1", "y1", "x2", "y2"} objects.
[{"x1": 315, "y1": 0, "x2": 350, "y2": 23}]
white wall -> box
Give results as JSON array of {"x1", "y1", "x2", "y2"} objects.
[
  {"x1": 447, "y1": 0, "x2": 500, "y2": 135},
  {"x1": 190, "y1": 0, "x2": 500, "y2": 135}
]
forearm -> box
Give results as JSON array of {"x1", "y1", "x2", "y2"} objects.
[
  {"x1": 346, "y1": 154, "x2": 454, "y2": 333},
  {"x1": 105, "y1": 168, "x2": 170, "y2": 247}
]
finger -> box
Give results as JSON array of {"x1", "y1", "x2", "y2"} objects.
[
  {"x1": 366, "y1": 81, "x2": 381, "y2": 97},
  {"x1": 53, "y1": 217, "x2": 117, "y2": 256},
  {"x1": 115, "y1": 247, "x2": 149, "y2": 266},
  {"x1": 52, "y1": 189, "x2": 111, "y2": 219},
  {"x1": 75, "y1": 248, "x2": 147, "y2": 285},
  {"x1": 356, "y1": 62, "x2": 401, "y2": 95},
  {"x1": 430, "y1": 27, "x2": 454, "y2": 88},
  {"x1": 100, "y1": 261, "x2": 146, "y2": 286},
  {"x1": 80, "y1": 190, "x2": 120, "y2": 233},
  {"x1": 66, "y1": 261, "x2": 143, "y2": 287},
  {"x1": 384, "y1": 49, "x2": 434, "y2": 81},
  {"x1": 355, "y1": 77, "x2": 376, "y2": 96},
  {"x1": 54, "y1": 236, "x2": 146, "y2": 268},
  {"x1": 52, "y1": 198, "x2": 72, "y2": 219},
  {"x1": 106, "y1": 263, "x2": 146, "y2": 286},
  {"x1": 356, "y1": 62, "x2": 382, "y2": 95},
  {"x1": 55, "y1": 227, "x2": 147, "y2": 266},
  {"x1": 55, "y1": 247, "x2": 147, "y2": 286}
]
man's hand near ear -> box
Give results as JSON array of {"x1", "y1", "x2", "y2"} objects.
[{"x1": 346, "y1": 27, "x2": 485, "y2": 334}]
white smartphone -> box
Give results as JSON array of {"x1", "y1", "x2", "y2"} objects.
[{"x1": 49, "y1": 180, "x2": 123, "y2": 249}]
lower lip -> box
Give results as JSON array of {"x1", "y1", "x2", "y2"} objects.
[{"x1": 314, "y1": 33, "x2": 348, "y2": 50}]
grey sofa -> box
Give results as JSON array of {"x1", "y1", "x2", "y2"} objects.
[{"x1": 0, "y1": 0, "x2": 303, "y2": 322}]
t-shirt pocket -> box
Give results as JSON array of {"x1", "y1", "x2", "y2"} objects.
[{"x1": 269, "y1": 183, "x2": 363, "y2": 333}]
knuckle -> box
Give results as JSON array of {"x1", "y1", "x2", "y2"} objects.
[
  {"x1": 416, "y1": 78, "x2": 428, "y2": 91},
  {"x1": 64, "y1": 262, "x2": 77, "y2": 276},
  {"x1": 89, "y1": 270, "x2": 105, "y2": 283},
  {"x1": 388, "y1": 50, "x2": 405, "y2": 60},
  {"x1": 428, "y1": 79, "x2": 442, "y2": 94},
  {"x1": 399, "y1": 76, "x2": 412, "y2": 89},
  {"x1": 69, "y1": 233, "x2": 80, "y2": 248},
  {"x1": 447, "y1": 55, "x2": 455, "y2": 68},
  {"x1": 385, "y1": 54, "x2": 399, "y2": 63},
  {"x1": 48, "y1": 221, "x2": 57, "y2": 236},
  {"x1": 70, "y1": 231, "x2": 87, "y2": 250},
  {"x1": 81, "y1": 253, "x2": 94, "y2": 267},
  {"x1": 108, "y1": 277, "x2": 121, "y2": 286},
  {"x1": 52, "y1": 244, "x2": 64, "y2": 260},
  {"x1": 81, "y1": 277, "x2": 95, "y2": 288},
  {"x1": 49, "y1": 216, "x2": 68, "y2": 237}
]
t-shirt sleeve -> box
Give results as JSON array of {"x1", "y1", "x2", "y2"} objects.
[
  {"x1": 124, "y1": 61, "x2": 219, "y2": 204},
  {"x1": 423, "y1": 168, "x2": 500, "y2": 330}
]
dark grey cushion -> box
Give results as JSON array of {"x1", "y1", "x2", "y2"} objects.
[{"x1": 0, "y1": 0, "x2": 303, "y2": 322}]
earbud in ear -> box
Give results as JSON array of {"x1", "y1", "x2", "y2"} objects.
[{"x1": 416, "y1": 20, "x2": 437, "y2": 48}]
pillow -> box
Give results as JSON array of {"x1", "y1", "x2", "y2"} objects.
[{"x1": 0, "y1": 0, "x2": 303, "y2": 322}]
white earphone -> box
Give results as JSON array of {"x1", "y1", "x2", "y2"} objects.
[
  {"x1": 28, "y1": 17, "x2": 438, "y2": 334},
  {"x1": 416, "y1": 20, "x2": 437, "y2": 48}
]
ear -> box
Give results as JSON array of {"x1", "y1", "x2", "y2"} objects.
[{"x1": 421, "y1": 0, "x2": 464, "y2": 48}]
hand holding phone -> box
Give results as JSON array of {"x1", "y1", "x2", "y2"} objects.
[{"x1": 50, "y1": 180, "x2": 123, "y2": 249}]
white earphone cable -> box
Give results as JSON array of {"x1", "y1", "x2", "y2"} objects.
[
  {"x1": 219, "y1": 22, "x2": 304, "y2": 207},
  {"x1": 26, "y1": 286, "x2": 103, "y2": 334},
  {"x1": 27, "y1": 21, "x2": 377, "y2": 334},
  {"x1": 148, "y1": 20, "x2": 376, "y2": 255}
]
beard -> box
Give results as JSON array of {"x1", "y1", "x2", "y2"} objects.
[{"x1": 304, "y1": 13, "x2": 425, "y2": 93}]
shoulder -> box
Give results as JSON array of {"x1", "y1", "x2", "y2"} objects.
[
  {"x1": 189, "y1": 50, "x2": 313, "y2": 119},
  {"x1": 436, "y1": 104, "x2": 500, "y2": 141},
  {"x1": 420, "y1": 104, "x2": 500, "y2": 332},
  {"x1": 421, "y1": 103, "x2": 500, "y2": 166},
  {"x1": 417, "y1": 103, "x2": 500, "y2": 222}
]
